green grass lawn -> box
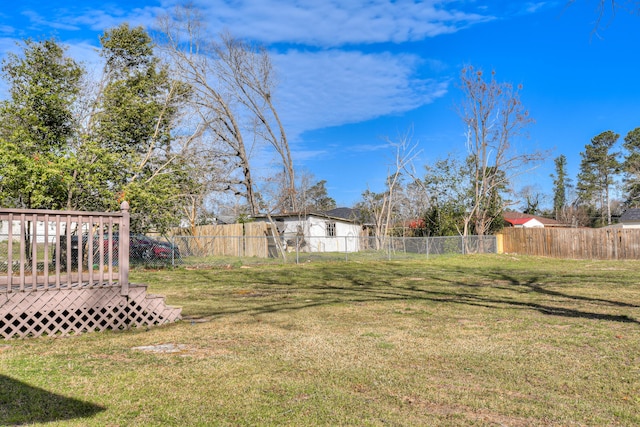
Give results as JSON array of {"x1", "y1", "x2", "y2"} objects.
[{"x1": 1, "y1": 254, "x2": 639, "y2": 426}]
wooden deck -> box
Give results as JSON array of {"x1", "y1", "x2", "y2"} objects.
[{"x1": 0, "y1": 203, "x2": 181, "y2": 339}]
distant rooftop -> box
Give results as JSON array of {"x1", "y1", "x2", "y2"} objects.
[
  {"x1": 324, "y1": 207, "x2": 360, "y2": 221},
  {"x1": 502, "y1": 211, "x2": 567, "y2": 227},
  {"x1": 620, "y1": 208, "x2": 640, "y2": 222}
]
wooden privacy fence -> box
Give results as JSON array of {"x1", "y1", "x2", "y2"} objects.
[
  {"x1": 0, "y1": 202, "x2": 180, "y2": 339},
  {"x1": 170, "y1": 222, "x2": 272, "y2": 257},
  {"x1": 499, "y1": 227, "x2": 640, "y2": 260}
]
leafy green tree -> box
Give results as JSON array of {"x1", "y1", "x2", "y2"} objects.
[
  {"x1": 0, "y1": 38, "x2": 82, "y2": 209},
  {"x1": 622, "y1": 127, "x2": 640, "y2": 207},
  {"x1": 576, "y1": 130, "x2": 621, "y2": 226},
  {"x1": 87, "y1": 24, "x2": 193, "y2": 232},
  {"x1": 0, "y1": 29, "x2": 197, "y2": 234},
  {"x1": 421, "y1": 155, "x2": 469, "y2": 236},
  {"x1": 423, "y1": 204, "x2": 465, "y2": 237}
]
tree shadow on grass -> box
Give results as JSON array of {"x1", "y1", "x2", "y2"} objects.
[
  {"x1": 0, "y1": 374, "x2": 105, "y2": 425},
  {"x1": 487, "y1": 270, "x2": 640, "y2": 309},
  {"x1": 180, "y1": 263, "x2": 640, "y2": 325},
  {"x1": 416, "y1": 268, "x2": 640, "y2": 324}
]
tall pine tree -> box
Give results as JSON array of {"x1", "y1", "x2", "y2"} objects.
[
  {"x1": 551, "y1": 155, "x2": 569, "y2": 221},
  {"x1": 576, "y1": 131, "x2": 620, "y2": 226},
  {"x1": 622, "y1": 127, "x2": 640, "y2": 207}
]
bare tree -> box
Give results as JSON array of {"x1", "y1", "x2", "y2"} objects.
[
  {"x1": 458, "y1": 66, "x2": 546, "y2": 237},
  {"x1": 214, "y1": 32, "x2": 297, "y2": 212},
  {"x1": 401, "y1": 179, "x2": 431, "y2": 224},
  {"x1": 357, "y1": 132, "x2": 420, "y2": 249},
  {"x1": 156, "y1": 5, "x2": 296, "y2": 216},
  {"x1": 518, "y1": 185, "x2": 545, "y2": 215},
  {"x1": 568, "y1": 0, "x2": 640, "y2": 33},
  {"x1": 156, "y1": 5, "x2": 259, "y2": 214},
  {"x1": 177, "y1": 125, "x2": 233, "y2": 231}
]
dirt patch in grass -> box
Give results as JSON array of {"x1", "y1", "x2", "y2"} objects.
[{"x1": 132, "y1": 343, "x2": 189, "y2": 354}]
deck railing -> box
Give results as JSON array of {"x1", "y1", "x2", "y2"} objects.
[{"x1": 0, "y1": 202, "x2": 130, "y2": 294}]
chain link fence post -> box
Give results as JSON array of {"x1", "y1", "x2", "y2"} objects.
[
  {"x1": 171, "y1": 236, "x2": 175, "y2": 268},
  {"x1": 426, "y1": 236, "x2": 429, "y2": 259}
]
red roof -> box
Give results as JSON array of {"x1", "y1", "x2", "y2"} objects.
[{"x1": 503, "y1": 211, "x2": 565, "y2": 227}]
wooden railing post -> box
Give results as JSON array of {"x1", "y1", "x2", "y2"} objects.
[{"x1": 119, "y1": 201, "x2": 130, "y2": 296}]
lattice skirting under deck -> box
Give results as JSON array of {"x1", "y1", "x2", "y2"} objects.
[{"x1": 0, "y1": 284, "x2": 181, "y2": 339}]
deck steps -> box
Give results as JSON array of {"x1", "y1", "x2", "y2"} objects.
[{"x1": 0, "y1": 283, "x2": 181, "y2": 339}]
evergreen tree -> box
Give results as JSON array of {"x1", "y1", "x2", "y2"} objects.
[
  {"x1": 305, "y1": 180, "x2": 336, "y2": 212},
  {"x1": 576, "y1": 131, "x2": 620, "y2": 226},
  {"x1": 551, "y1": 155, "x2": 569, "y2": 220},
  {"x1": 622, "y1": 127, "x2": 640, "y2": 207}
]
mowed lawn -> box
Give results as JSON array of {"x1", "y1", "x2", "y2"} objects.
[{"x1": 1, "y1": 254, "x2": 639, "y2": 426}]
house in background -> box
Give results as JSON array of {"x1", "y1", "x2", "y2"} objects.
[
  {"x1": 503, "y1": 212, "x2": 566, "y2": 228},
  {"x1": 0, "y1": 218, "x2": 70, "y2": 243},
  {"x1": 619, "y1": 208, "x2": 640, "y2": 228},
  {"x1": 251, "y1": 212, "x2": 361, "y2": 253},
  {"x1": 504, "y1": 216, "x2": 544, "y2": 228}
]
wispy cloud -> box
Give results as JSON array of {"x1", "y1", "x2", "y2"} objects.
[
  {"x1": 345, "y1": 143, "x2": 392, "y2": 153},
  {"x1": 69, "y1": 6, "x2": 164, "y2": 32},
  {"x1": 0, "y1": 24, "x2": 16, "y2": 36},
  {"x1": 14, "y1": 4, "x2": 163, "y2": 37},
  {"x1": 21, "y1": 11, "x2": 80, "y2": 32},
  {"x1": 273, "y1": 49, "x2": 449, "y2": 139},
  {"x1": 292, "y1": 149, "x2": 330, "y2": 162},
  {"x1": 165, "y1": 0, "x2": 495, "y2": 47},
  {"x1": 524, "y1": 2, "x2": 549, "y2": 14}
]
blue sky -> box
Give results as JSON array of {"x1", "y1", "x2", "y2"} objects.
[{"x1": 1, "y1": 1, "x2": 639, "y2": 208}]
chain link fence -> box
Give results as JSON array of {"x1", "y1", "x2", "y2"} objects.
[
  {"x1": 1, "y1": 233, "x2": 497, "y2": 270},
  {"x1": 0, "y1": 232, "x2": 180, "y2": 273},
  {"x1": 141, "y1": 235, "x2": 497, "y2": 268}
]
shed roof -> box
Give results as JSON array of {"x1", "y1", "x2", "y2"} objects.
[
  {"x1": 324, "y1": 207, "x2": 361, "y2": 221},
  {"x1": 252, "y1": 211, "x2": 356, "y2": 223},
  {"x1": 620, "y1": 208, "x2": 640, "y2": 222}
]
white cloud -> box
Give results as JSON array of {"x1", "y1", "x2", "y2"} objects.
[
  {"x1": 161, "y1": 0, "x2": 494, "y2": 47},
  {"x1": 21, "y1": 11, "x2": 80, "y2": 32},
  {"x1": 272, "y1": 49, "x2": 449, "y2": 139},
  {"x1": 69, "y1": 6, "x2": 164, "y2": 33},
  {"x1": 0, "y1": 24, "x2": 16, "y2": 36}
]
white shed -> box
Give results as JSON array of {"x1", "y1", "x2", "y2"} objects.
[{"x1": 252, "y1": 212, "x2": 361, "y2": 253}]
